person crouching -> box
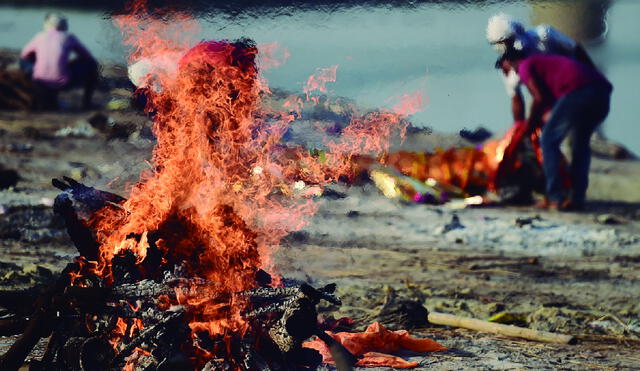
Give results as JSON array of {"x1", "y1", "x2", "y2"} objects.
[
  {"x1": 499, "y1": 49, "x2": 612, "y2": 211},
  {"x1": 20, "y1": 13, "x2": 98, "y2": 110}
]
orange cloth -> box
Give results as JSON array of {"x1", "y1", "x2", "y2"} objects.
[{"x1": 303, "y1": 322, "x2": 447, "y2": 368}]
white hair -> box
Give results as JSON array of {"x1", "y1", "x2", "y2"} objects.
[
  {"x1": 44, "y1": 13, "x2": 68, "y2": 32},
  {"x1": 486, "y1": 13, "x2": 523, "y2": 44},
  {"x1": 128, "y1": 59, "x2": 153, "y2": 88},
  {"x1": 128, "y1": 54, "x2": 181, "y2": 90}
]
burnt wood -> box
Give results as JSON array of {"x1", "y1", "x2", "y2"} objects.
[
  {"x1": 52, "y1": 177, "x2": 125, "y2": 261},
  {"x1": 0, "y1": 263, "x2": 78, "y2": 370},
  {"x1": 110, "y1": 312, "x2": 184, "y2": 369},
  {"x1": 1, "y1": 177, "x2": 350, "y2": 370}
]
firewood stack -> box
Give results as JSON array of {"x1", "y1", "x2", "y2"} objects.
[{"x1": 0, "y1": 178, "x2": 355, "y2": 370}]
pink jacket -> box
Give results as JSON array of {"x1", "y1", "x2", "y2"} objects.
[{"x1": 21, "y1": 30, "x2": 93, "y2": 88}]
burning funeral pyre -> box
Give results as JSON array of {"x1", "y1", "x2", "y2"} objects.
[
  {"x1": 364, "y1": 121, "x2": 571, "y2": 207},
  {"x1": 0, "y1": 2, "x2": 425, "y2": 370}
]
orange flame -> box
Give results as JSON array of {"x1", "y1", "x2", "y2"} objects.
[
  {"x1": 257, "y1": 42, "x2": 291, "y2": 71},
  {"x1": 304, "y1": 65, "x2": 338, "y2": 102},
  {"x1": 77, "y1": 1, "x2": 420, "y2": 365}
]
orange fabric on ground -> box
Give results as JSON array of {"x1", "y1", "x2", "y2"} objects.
[{"x1": 303, "y1": 322, "x2": 447, "y2": 368}]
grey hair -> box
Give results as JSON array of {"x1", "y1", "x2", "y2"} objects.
[{"x1": 44, "y1": 13, "x2": 68, "y2": 31}]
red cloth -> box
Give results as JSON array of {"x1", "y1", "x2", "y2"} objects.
[
  {"x1": 303, "y1": 322, "x2": 447, "y2": 368},
  {"x1": 178, "y1": 41, "x2": 257, "y2": 75},
  {"x1": 517, "y1": 54, "x2": 611, "y2": 101},
  {"x1": 178, "y1": 41, "x2": 231, "y2": 69}
]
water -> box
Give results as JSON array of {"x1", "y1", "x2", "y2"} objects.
[{"x1": 1, "y1": 1, "x2": 639, "y2": 155}]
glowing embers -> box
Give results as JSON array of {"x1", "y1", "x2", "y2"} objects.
[{"x1": 60, "y1": 259, "x2": 344, "y2": 369}]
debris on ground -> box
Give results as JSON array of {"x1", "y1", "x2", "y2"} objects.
[
  {"x1": 87, "y1": 112, "x2": 138, "y2": 139},
  {"x1": 0, "y1": 69, "x2": 37, "y2": 110},
  {"x1": 0, "y1": 166, "x2": 19, "y2": 189},
  {"x1": 304, "y1": 321, "x2": 447, "y2": 368},
  {"x1": 0, "y1": 262, "x2": 54, "y2": 289},
  {"x1": 439, "y1": 214, "x2": 464, "y2": 234},
  {"x1": 515, "y1": 215, "x2": 543, "y2": 228},
  {"x1": 590, "y1": 132, "x2": 636, "y2": 160},
  {"x1": 595, "y1": 213, "x2": 628, "y2": 225},
  {"x1": 54, "y1": 121, "x2": 98, "y2": 138},
  {"x1": 459, "y1": 127, "x2": 492, "y2": 143}
]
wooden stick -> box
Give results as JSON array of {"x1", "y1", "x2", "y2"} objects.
[
  {"x1": 0, "y1": 306, "x2": 53, "y2": 370},
  {"x1": 427, "y1": 312, "x2": 575, "y2": 344},
  {"x1": 315, "y1": 330, "x2": 357, "y2": 371}
]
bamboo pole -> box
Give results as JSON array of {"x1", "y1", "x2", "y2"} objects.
[{"x1": 427, "y1": 312, "x2": 575, "y2": 345}]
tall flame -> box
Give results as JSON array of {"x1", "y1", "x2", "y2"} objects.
[{"x1": 81, "y1": 1, "x2": 421, "y2": 361}]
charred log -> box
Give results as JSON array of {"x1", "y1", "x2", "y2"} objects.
[
  {"x1": 111, "y1": 312, "x2": 184, "y2": 369},
  {"x1": 112, "y1": 250, "x2": 143, "y2": 284},
  {"x1": 0, "y1": 262, "x2": 79, "y2": 370},
  {"x1": 52, "y1": 177, "x2": 125, "y2": 261},
  {"x1": 1, "y1": 179, "x2": 352, "y2": 370},
  {"x1": 57, "y1": 336, "x2": 115, "y2": 371}
]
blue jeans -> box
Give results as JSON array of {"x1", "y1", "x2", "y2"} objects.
[{"x1": 541, "y1": 84, "x2": 611, "y2": 204}]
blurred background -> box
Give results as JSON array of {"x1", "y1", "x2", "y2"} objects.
[{"x1": 1, "y1": 0, "x2": 637, "y2": 154}]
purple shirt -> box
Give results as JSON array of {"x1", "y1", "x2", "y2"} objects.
[
  {"x1": 21, "y1": 30, "x2": 93, "y2": 88},
  {"x1": 517, "y1": 54, "x2": 611, "y2": 101}
]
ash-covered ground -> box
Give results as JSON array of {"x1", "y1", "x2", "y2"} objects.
[{"x1": 1, "y1": 55, "x2": 640, "y2": 369}]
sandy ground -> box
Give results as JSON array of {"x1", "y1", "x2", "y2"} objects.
[
  {"x1": 284, "y1": 185, "x2": 640, "y2": 369},
  {"x1": 1, "y1": 59, "x2": 640, "y2": 369}
]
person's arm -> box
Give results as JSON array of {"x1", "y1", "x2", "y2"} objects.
[
  {"x1": 523, "y1": 69, "x2": 551, "y2": 133},
  {"x1": 68, "y1": 34, "x2": 95, "y2": 61},
  {"x1": 512, "y1": 89, "x2": 525, "y2": 122},
  {"x1": 20, "y1": 35, "x2": 39, "y2": 60},
  {"x1": 501, "y1": 68, "x2": 525, "y2": 122}
]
